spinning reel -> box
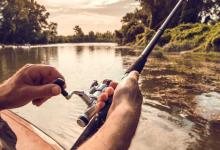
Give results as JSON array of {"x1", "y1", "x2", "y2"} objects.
[{"x1": 54, "y1": 78, "x2": 112, "y2": 127}]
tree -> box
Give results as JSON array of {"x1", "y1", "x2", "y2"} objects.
[
  {"x1": 121, "y1": 12, "x2": 135, "y2": 24},
  {"x1": 42, "y1": 22, "x2": 58, "y2": 43},
  {"x1": 73, "y1": 25, "x2": 84, "y2": 37},
  {"x1": 88, "y1": 31, "x2": 95, "y2": 42},
  {"x1": 71, "y1": 25, "x2": 114, "y2": 43},
  {"x1": 0, "y1": 0, "x2": 7, "y2": 22},
  {"x1": 73, "y1": 25, "x2": 84, "y2": 42},
  {"x1": 115, "y1": 0, "x2": 220, "y2": 45},
  {"x1": 201, "y1": 0, "x2": 220, "y2": 23},
  {"x1": 115, "y1": 30, "x2": 123, "y2": 44},
  {"x1": 115, "y1": 20, "x2": 145, "y2": 44},
  {"x1": 121, "y1": 9, "x2": 149, "y2": 26},
  {"x1": 0, "y1": 0, "x2": 57, "y2": 44},
  {"x1": 137, "y1": 0, "x2": 220, "y2": 29}
]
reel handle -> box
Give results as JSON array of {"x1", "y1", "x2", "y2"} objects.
[{"x1": 54, "y1": 78, "x2": 69, "y2": 97}]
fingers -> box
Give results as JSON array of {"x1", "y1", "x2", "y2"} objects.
[
  {"x1": 39, "y1": 65, "x2": 64, "y2": 80},
  {"x1": 25, "y1": 84, "x2": 61, "y2": 100},
  {"x1": 32, "y1": 96, "x2": 51, "y2": 107},
  {"x1": 104, "y1": 87, "x2": 114, "y2": 96},
  {"x1": 96, "y1": 86, "x2": 115, "y2": 112},
  {"x1": 43, "y1": 66, "x2": 65, "y2": 82},
  {"x1": 96, "y1": 101, "x2": 105, "y2": 112},
  {"x1": 26, "y1": 64, "x2": 65, "y2": 84},
  {"x1": 109, "y1": 81, "x2": 118, "y2": 89},
  {"x1": 96, "y1": 93, "x2": 108, "y2": 112}
]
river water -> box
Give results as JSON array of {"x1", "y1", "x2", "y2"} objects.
[{"x1": 0, "y1": 43, "x2": 220, "y2": 150}]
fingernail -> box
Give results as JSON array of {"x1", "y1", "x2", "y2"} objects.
[
  {"x1": 99, "y1": 93, "x2": 108, "y2": 102},
  {"x1": 105, "y1": 87, "x2": 114, "y2": 96},
  {"x1": 52, "y1": 85, "x2": 61, "y2": 95},
  {"x1": 96, "y1": 102, "x2": 105, "y2": 112}
]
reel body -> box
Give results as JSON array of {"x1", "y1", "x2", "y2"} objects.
[{"x1": 54, "y1": 78, "x2": 112, "y2": 127}]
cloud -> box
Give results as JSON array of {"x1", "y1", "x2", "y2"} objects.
[
  {"x1": 37, "y1": 0, "x2": 139, "y2": 35},
  {"x1": 38, "y1": 0, "x2": 123, "y2": 9},
  {"x1": 87, "y1": 0, "x2": 121, "y2": 7},
  {"x1": 49, "y1": 13, "x2": 122, "y2": 35},
  {"x1": 45, "y1": 0, "x2": 137, "y2": 17}
]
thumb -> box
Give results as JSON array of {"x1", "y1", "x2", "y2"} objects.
[{"x1": 25, "y1": 84, "x2": 61, "y2": 99}]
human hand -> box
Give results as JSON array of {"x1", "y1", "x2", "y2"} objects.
[
  {"x1": 78, "y1": 71, "x2": 143, "y2": 150},
  {"x1": 96, "y1": 71, "x2": 143, "y2": 115},
  {"x1": 0, "y1": 64, "x2": 64, "y2": 110}
]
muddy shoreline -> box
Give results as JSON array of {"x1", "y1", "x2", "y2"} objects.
[{"x1": 120, "y1": 48, "x2": 220, "y2": 121}]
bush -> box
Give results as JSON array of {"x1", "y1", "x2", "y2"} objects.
[
  {"x1": 176, "y1": 24, "x2": 196, "y2": 31},
  {"x1": 126, "y1": 24, "x2": 145, "y2": 43},
  {"x1": 143, "y1": 28, "x2": 155, "y2": 45},
  {"x1": 212, "y1": 36, "x2": 220, "y2": 52},
  {"x1": 131, "y1": 22, "x2": 220, "y2": 52},
  {"x1": 158, "y1": 32, "x2": 172, "y2": 46},
  {"x1": 160, "y1": 23, "x2": 220, "y2": 52},
  {"x1": 163, "y1": 42, "x2": 193, "y2": 52},
  {"x1": 135, "y1": 28, "x2": 155, "y2": 46}
]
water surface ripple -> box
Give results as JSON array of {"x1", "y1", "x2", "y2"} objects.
[{"x1": 0, "y1": 43, "x2": 219, "y2": 149}]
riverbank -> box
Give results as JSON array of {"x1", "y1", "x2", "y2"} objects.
[
  {"x1": 124, "y1": 23, "x2": 220, "y2": 53},
  {"x1": 120, "y1": 48, "x2": 220, "y2": 121},
  {"x1": 0, "y1": 43, "x2": 118, "y2": 49},
  {"x1": 1, "y1": 42, "x2": 220, "y2": 121},
  {"x1": 0, "y1": 44, "x2": 31, "y2": 49}
]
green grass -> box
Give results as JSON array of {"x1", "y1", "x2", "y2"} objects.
[{"x1": 135, "y1": 23, "x2": 220, "y2": 52}]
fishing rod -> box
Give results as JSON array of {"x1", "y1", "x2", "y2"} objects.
[{"x1": 54, "y1": 0, "x2": 188, "y2": 149}]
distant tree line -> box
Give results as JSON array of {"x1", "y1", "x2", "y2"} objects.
[
  {"x1": 53, "y1": 25, "x2": 115, "y2": 43},
  {"x1": 0, "y1": 0, "x2": 114, "y2": 44},
  {"x1": 115, "y1": 0, "x2": 220, "y2": 45}
]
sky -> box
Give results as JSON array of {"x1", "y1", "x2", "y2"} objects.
[{"x1": 37, "y1": 0, "x2": 139, "y2": 35}]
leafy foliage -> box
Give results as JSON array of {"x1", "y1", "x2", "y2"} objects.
[
  {"x1": 54, "y1": 25, "x2": 115, "y2": 43},
  {"x1": 0, "y1": 1, "x2": 114, "y2": 44},
  {"x1": 137, "y1": 0, "x2": 220, "y2": 28},
  {"x1": 159, "y1": 23, "x2": 220, "y2": 52},
  {"x1": 115, "y1": 0, "x2": 220, "y2": 46},
  {"x1": 0, "y1": 0, "x2": 57, "y2": 44}
]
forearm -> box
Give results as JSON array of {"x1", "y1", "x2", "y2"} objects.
[
  {"x1": 0, "y1": 81, "x2": 11, "y2": 110},
  {"x1": 78, "y1": 103, "x2": 141, "y2": 150},
  {"x1": 0, "y1": 83, "x2": 6, "y2": 110}
]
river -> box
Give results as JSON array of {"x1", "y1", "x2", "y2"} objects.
[{"x1": 0, "y1": 43, "x2": 220, "y2": 150}]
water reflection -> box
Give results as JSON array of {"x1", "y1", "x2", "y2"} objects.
[
  {"x1": 0, "y1": 47, "x2": 58, "y2": 81},
  {"x1": 0, "y1": 43, "x2": 220, "y2": 150},
  {"x1": 120, "y1": 48, "x2": 220, "y2": 150},
  {"x1": 88, "y1": 46, "x2": 95, "y2": 51},
  {"x1": 187, "y1": 120, "x2": 220, "y2": 150},
  {"x1": 0, "y1": 43, "x2": 125, "y2": 149},
  {"x1": 75, "y1": 46, "x2": 84, "y2": 56},
  {"x1": 195, "y1": 92, "x2": 220, "y2": 121}
]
